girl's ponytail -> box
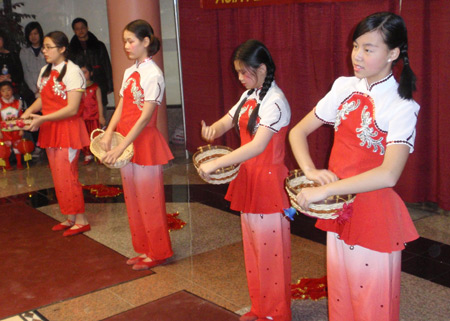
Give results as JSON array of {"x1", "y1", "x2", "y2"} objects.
[
  {"x1": 398, "y1": 45, "x2": 417, "y2": 100},
  {"x1": 246, "y1": 64, "x2": 275, "y2": 134},
  {"x1": 42, "y1": 63, "x2": 52, "y2": 79}
]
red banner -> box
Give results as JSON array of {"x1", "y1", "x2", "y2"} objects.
[{"x1": 200, "y1": 0, "x2": 356, "y2": 9}]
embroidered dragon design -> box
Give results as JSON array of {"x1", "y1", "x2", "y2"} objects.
[
  {"x1": 335, "y1": 99, "x2": 360, "y2": 131},
  {"x1": 124, "y1": 77, "x2": 144, "y2": 110},
  {"x1": 356, "y1": 105, "x2": 385, "y2": 155}
]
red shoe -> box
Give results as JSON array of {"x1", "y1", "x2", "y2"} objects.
[
  {"x1": 126, "y1": 255, "x2": 144, "y2": 265},
  {"x1": 52, "y1": 220, "x2": 75, "y2": 231},
  {"x1": 132, "y1": 258, "x2": 167, "y2": 271},
  {"x1": 62, "y1": 224, "x2": 91, "y2": 236}
]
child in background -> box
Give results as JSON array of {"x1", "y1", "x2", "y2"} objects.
[
  {"x1": 100, "y1": 20, "x2": 173, "y2": 270},
  {"x1": 199, "y1": 39, "x2": 292, "y2": 321},
  {"x1": 79, "y1": 61, "x2": 105, "y2": 165},
  {"x1": 289, "y1": 12, "x2": 419, "y2": 321},
  {"x1": 0, "y1": 81, "x2": 24, "y2": 170}
]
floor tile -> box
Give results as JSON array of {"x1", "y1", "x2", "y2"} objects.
[{"x1": 100, "y1": 290, "x2": 239, "y2": 321}]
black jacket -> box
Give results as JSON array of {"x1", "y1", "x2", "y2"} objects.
[{"x1": 69, "y1": 32, "x2": 113, "y2": 106}]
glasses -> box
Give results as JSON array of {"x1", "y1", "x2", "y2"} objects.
[{"x1": 41, "y1": 45, "x2": 59, "y2": 51}]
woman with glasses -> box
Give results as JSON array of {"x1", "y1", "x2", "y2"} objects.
[{"x1": 23, "y1": 31, "x2": 90, "y2": 237}]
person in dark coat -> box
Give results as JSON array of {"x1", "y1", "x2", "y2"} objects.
[{"x1": 69, "y1": 18, "x2": 113, "y2": 107}]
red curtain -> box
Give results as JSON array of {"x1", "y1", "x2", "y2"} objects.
[
  {"x1": 396, "y1": 1, "x2": 450, "y2": 209},
  {"x1": 179, "y1": 0, "x2": 450, "y2": 210}
]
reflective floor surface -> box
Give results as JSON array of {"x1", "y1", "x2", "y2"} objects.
[{"x1": 1, "y1": 146, "x2": 449, "y2": 321}]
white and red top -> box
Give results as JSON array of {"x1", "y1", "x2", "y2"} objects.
[
  {"x1": 1, "y1": 97, "x2": 23, "y2": 141},
  {"x1": 314, "y1": 74, "x2": 420, "y2": 252},
  {"x1": 225, "y1": 81, "x2": 291, "y2": 214},
  {"x1": 37, "y1": 60, "x2": 89, "y2": 149},
  {"x1": 116, "y1": 58, "x2": 173, "y2": 166}
]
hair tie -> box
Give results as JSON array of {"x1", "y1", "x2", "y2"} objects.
[{"x1": 403, "y1": 54, "x2": 410, "y2": 65}]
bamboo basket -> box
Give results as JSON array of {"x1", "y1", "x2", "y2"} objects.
[
  {"x1": 193, "y1": 145, "x2": 240, "y2": 184},
  {"x1": 285, "y1": 169, "x2": 355, "y2": 219},
  {"x1": 89, "y1": 129, "x2": 133, "y2": 169}
]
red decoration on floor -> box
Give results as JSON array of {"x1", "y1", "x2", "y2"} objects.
[
  {"x1": 82, "y1": 184, "x2": 123, "y2": 198},
  {"x1": 291, "y1": 275, "x2": 327, "y2": 300},
  {"x1": 167, "y1": 211, "x2": 186, "y2": 231}
]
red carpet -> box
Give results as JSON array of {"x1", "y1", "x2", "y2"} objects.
[
  {"x1": 0, "y1": 202, "x2": 152, "y2": 319},
  {"x1": 101, "y1": 291, "x2": 240, "y2": 321}
]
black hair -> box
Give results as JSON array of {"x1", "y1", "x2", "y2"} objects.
[
  {"x1": 24, "y1": 21, "x2": 44, "y2": 47},
  {"x1": 72, "y1": 17, "x2": 88, "y2": 30},
  {"x1": 353, "y1": 12, "x2": 416, "y2": 100},
  {"x1": 41, "y1": 31, "x2": 69, "y2": 82},
  {"x1": 0, "y1": 30, "x2": 8, "y2": 49},
  {"x1": 0, "y1": 81, "x2": 14, "y2": 91},
  {"x1": 124, "y1": 19, "x2": 160, "y2": 57},
  {"x1": 78, "y1": 60, "x2": 93, "y2": 73},
  {"x1": 232, "y1": 39, "x2": 275, "y2": 135}
]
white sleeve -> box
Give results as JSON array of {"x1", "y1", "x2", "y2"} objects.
[
  {"x1": 141, "y1": 72, "x2": 165, "y2": 104},
  {"x1": 315, "y1": 77, "x2": 351, "y2": 124},
  {"x1": 63, "y1": 64, "x2": 86, "y2": 91},
  {"x1": 386, "y1": 100, "x2": 420, "y2": 153},
  {"x1": 258, "y1": 93, "x2": 291, "y2": 132}
]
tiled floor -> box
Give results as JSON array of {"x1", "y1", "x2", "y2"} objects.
[{"x1": 1, "y1": 147, "x2": 449, "y2": 321}]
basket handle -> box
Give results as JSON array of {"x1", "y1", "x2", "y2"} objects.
[
  {"x1": 197, "y1": 144, "x2": 211, "y2": 153},
  {"x1": 90, "y1": 128, "x2": 105, "y2": 141}
]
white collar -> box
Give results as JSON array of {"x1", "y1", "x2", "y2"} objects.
[
  {"x1": 364, "y1": 73, "x2": 394, "y2": 91},
  {"x1": 135, "y1": 56, "x2": 152, "y2": 68}
]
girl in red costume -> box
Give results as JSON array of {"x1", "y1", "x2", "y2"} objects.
[
  {"x1": 100, "y1": 20, "x2": 173, "y2": 271},
  {"x1": 199, "y1": 39, "x2": 292, "y2": 321},
  {"x1": 0, "y1": 81, "x2": 24, "y2": 170},
  {"x1": 79, "y1": 62, "x2": 105, "y2": 165},
  {"x1": 23, "y1": 31, "x2": 90, "y2": 237},
  {"x1": 289, "y1": 12, "x2": 419, "y2": 321}
]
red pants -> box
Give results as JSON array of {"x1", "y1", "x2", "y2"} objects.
[
  {"x1": 120, "y1": 163, "x2": 173, "y2": 260},
  {"x1": 241, "y1": 213, "x2": 292, "y2": 321},
  {"x1": 327, "y1": 232, "x2": 401, "y2": 321},
  {"x1": 46, "y1": 148, "x2": 85, "y2": 215}
]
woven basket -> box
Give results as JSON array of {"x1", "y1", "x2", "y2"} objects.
[
  {"x1": 193, "y1": 145, "x2": 240, "y2": 184},
  {"x1": 89, "y1": 129, "x2": 134, "y2": 169},
  {"x1": 285, "y1": 169, "x2": 355, "y2": 219},
  {"x1": 1, "y1": 117, "x2": 32, "y2": 132}
]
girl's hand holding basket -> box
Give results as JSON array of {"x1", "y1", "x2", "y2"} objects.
[
  {"x1": 98, "y1": 131, "x2": 113, "y2": 152},
  {"x1": 89, "y1": 129, "x2": 133, "y2": 169},
  {"x1": 296, "y1": 168, "x2": 339, "y2": 208},
  {"x1": 302, "y1": 168, "x2": 339, "y2": 187},
  {"x1": 285, "y1": 169, "x2": 355, "y2": 222},
  {"x1": 102, "y1": 144, "x2": 126, "y2": 165},
  {"x1": 25, "y1": 114, "x2": 43, "y2": 132},
  {"x1": 198, "y1": 160, "x2": 217, "y2": 181}
]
